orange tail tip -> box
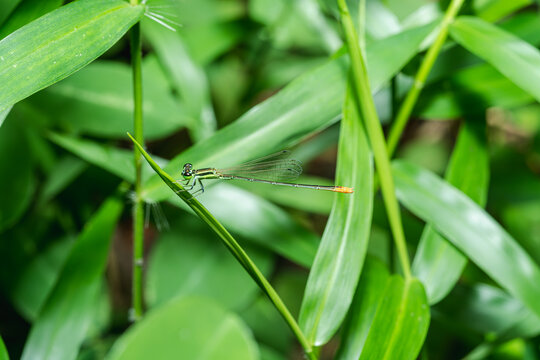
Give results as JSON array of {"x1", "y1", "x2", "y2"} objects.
[{"x1": 334, "y1": 186, "x2": 354, "y2": 193}]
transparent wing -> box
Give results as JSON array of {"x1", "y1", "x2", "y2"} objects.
[{"x1": 217, "y1": 151, "x2": 303, "y2": 182}]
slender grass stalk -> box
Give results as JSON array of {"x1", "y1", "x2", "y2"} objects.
[
  {"x1": 130, "y1": 21, "x2": 144, "y2": 321},
  {"x1": 127, "y1": 134, "x2": 317, "y2": 360},
  {"x1": 337, "y1": 0, "x2": 411, "y2": 279},
  {"x1": 387, "y1": 0, "x2": 465, "y2": 157}
]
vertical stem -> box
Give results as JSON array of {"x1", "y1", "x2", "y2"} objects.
[
  {"x1": 130, "y1": 21, "x2": 144, "y2": 321},
  {"x1": 386, "y1": 0, "x2": 465, "y2": 157},
  {"x1": 338, "y1": 0, "x2": 411, "y2": 279}
]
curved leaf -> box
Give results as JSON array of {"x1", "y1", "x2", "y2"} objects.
[
  {"x1": 393, "y1": 160, "x2": 540, "y2": 318},
  {"x1": 412, "y1": 119, "x2": 489, "y2": 304},
  {"x1": 359, "y1": 276, "x2": 430, "y2": 360},
  {"x1": 106, "y1": 297, "x2": 258, "y2": 360},
  {"x1": 0, "y1": 0, "x2": 144, "y2": 112},
  {"x1": 21, "y1": 196, "x2": 123, "y2": 360},
  {"x1": 299, "y1": 84, "x2": 373, "y2": 345},
  {"x1": 450, "y1": 16, "x2": 540, "y2": 102}
]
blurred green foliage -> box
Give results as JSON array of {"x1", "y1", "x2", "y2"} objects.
[{"x1": 1, "y1": 0, "x2": 540, "y2": 359}]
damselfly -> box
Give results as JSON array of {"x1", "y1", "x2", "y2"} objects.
[{"x1": 179, "y1": 150, "x2": 354, "y2": 195}]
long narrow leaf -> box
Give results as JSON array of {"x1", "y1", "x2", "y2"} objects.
[
  {"x1": 299, "y1": 84, "x2": 373, "y2": 345},
  {"x1": 128, "y1": 134, "x2": 315, "y2": 357},
  {"x1": 336, "y1": 257, "x2": 391, "y2": 359},
  {"x1": 358, "y1": 276, "x2": 430, "y2": 360},
  {"x1": 412, "y1": 119, "x2": 489, "y2": 304},
  {"x1": 21, "y1": 196, "x2": 123, "y2": 360},
  {"x1": 142, "y1": 22, "x2": 436, "y2": 202},
  {"x1": 450, "y1": 16, "x2": 540, "y2": 102},
  {"x1": 393, "y1": 160, "x2": 540, "y2": 318},
  {"x1": 0, "y1": 0, "x2": 144, "y2": 112},
  {"x1": 107, "y1": 297, "x2": 258, "y2": 360}
]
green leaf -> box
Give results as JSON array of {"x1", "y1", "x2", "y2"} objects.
[
  {"x1": 143, "y1": 21, "x2": 436, "y2": 203},
  {"x1": 473, "y1": 0, "x2": 532, "y2": 22},
  {"x1": 358, "y1": 276, "x2": 430, "y2": 360},
  {"x1": 0, "y1": 0, "x2": 63, "y2": 39},
  {"x1": 38, "y1": 156, "x2": 88, "y2": 206},
  {"x1": 143, "y1": 19, "x2": 216, "y2": 141},
  {"x1": 502, "y1": 201, "x2": 540, "y2": 265},
  {"x1": 412, "y1": 119, "x2": 489, "y2": 304},
  {"x1": 0, "y1": 0, "x2": 21, "y2": 25},
  {"x1": 336, "y1": 256, "x2": 391, "y2": 359},
  {"x1": 0, "y1": 116, "x2": 35, "y2": 231},
  {"x1": 30, "y1": 57, "x2": 192, "y2": 139},
  {"x1": 417, "y1": 63, "x2": 533, "y2": 119},
  {"x1": 0, "y1": 336, "x2": 8, "y2": 360},
  {"x1": 146, "y1": 215, "x2": 274, "y2": 310},
  {"x1": 299, "y1": 84, "x2": 373, "y2": 345},
  {"x1": 21, "y1": 196, "x2": 123, "y2": 360},
  {"x1": 242, "y1": 271, "x2": 307, "y2": 353},
  {"x1": 436, "y1": 283, "x2": 540, "y2": 339},
  {"x1": 106, "y1": 297, "x2": 258, "y2": 360},
  {"x1": 11, "y1": 237, "x2": 73, "y2": 320},
  {"x1": 393, "y1": 160, "x2": 540, "y2": 318},
  {"x1": 129, "y1": 134, "x2": 312, "y2": 354},
  {"x1": 0, "y1": 0, "x2": 144, "y2": 112},
  {"x1": 449, "y1": 16, "x2": 540, "y2": 103}
]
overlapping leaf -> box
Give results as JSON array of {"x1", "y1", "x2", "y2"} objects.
[{"x1": 0, "y1": 0, "x2": 144, "y2": 112}]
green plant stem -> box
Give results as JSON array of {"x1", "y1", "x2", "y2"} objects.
[
  {"x1": 387, "y1": 0, "x2": 465, "y2": 157},
  {"x1": 128, "y1": 134, "x2": 317, "y2": 360},
  {"x1": 337, "y1": 0, "x2": 411, "y2": 279},
  {"x1": 130, "y1": 22, "x2": 144, "y2": 322}
]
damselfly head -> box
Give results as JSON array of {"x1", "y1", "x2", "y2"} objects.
[{"x1": 182, "y1": 163, "x2": 193, "y2": 179}]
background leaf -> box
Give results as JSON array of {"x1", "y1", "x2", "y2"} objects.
[
  {"x1": 0, "y1": 0, "x2": 63, "y2": 39},
  {"x1": 412, "y1": 119, "x2": 489, "y2": 304},
  {"x1": 358, "y1": 276, "x2": 430, "y2": 360},
  {"x1": 146, "y1": 215, "x2": 274, "y2": 310},
  {"x1": 336, "y1": 256, "x2": 391, "y2": 359},
  {"x1": 0, "y1": 0, "x2": 144, "y2": 112},
  {"x1": 143, "y1": 19, "x2": 216, "y2": 141},
  {"x1": 21, "y1": 196, "x2": 123, "y2": 360},
  {"x1": 449, "y1": 16, "x2": 540, "y2": 102},
  {"x1": 0, "y1": 116, "x2": 35, "y2": 231},
  {"x1": 143, "y1": 21, "x2": 437, "y2": 203},
  {"x1": 106, "y1": 297, "x2": 258, "y2": 360},
  {"x1": 393, "y1": 160, "x2": 540, "y2": 318},
  {"x1": 29, "y1": 57, "x2": 192, "y2": 139},
  {"x1": 299, "y1": 84, "x2": 373, "y2": 346}
]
